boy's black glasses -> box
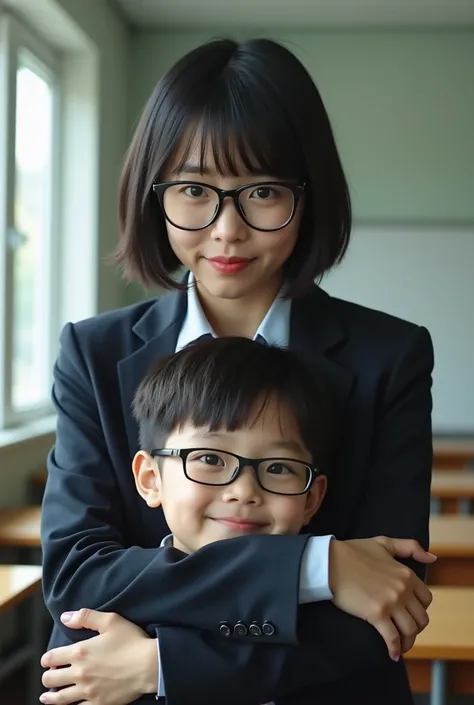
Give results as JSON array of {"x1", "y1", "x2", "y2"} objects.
[
  {"x1": 150, "y1": 448, "x2": 319, "y2": 496},
  {"x1": 152, "y1": 180, "x2": 305, "y2": 232}
]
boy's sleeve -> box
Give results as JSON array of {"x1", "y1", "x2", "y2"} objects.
[
  {"x1": 154, "y1": 534, "x2": 335, "y2": 699},
  {"x1": 156, "y1": 606, "x2": 393, "y2": 705}
]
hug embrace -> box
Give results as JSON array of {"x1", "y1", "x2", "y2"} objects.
[{"x1": 40, "y1": 37, "x2": 435, "y2": 705}]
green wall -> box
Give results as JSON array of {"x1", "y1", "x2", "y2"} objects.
[
  {"x1": 129, "y1": 29, "x2": 474, "y2": 224},
  {"x1": 56, "y1": 0, "x2": 131, "y2": 314}
]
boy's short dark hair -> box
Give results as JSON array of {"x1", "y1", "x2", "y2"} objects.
[
  {"x1": 133, "y1": 337, "x2": 336, "y2": 473},
  {"x1": 115, "y1": 38, "x2": 351, "y2": 297}
]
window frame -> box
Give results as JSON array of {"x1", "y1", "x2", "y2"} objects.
[{"x1": 0, "y1": 11, "x2": 61, "y2": 429}]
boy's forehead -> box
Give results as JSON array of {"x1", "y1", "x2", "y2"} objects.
[{"x1": 169, "y1": 397, "x2": 305, "y2": 446}]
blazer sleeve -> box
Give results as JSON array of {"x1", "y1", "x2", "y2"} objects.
[
  {"x1": 41, "y1": 323, "x2": 306, "y2": 645},
  {"x1": 156, "y1": 603, "x2": 393, "y2": 705},
  {"x1": 348, "y1": 325, "x2": 434, "y2": 579}
]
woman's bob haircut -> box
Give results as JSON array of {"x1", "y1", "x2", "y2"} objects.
[{"x1": 116, "y1": 38, "x2": 351, "y2": 297}]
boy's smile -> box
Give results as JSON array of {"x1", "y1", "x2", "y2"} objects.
[{"x1": 209, "y1": 517, "x2": 269, "y2": 532}]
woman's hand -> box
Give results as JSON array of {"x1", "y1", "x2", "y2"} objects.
[
  {"x1": 40, "y1": 609, "x2": 158, "y2": 705},
  {"x1": 329, "y1": 536, "x2": 436, "y2": 661}
]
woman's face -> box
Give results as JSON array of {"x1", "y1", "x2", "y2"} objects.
[{"x1": 161, "y1": 139, "x2": 304, "y2": 302}]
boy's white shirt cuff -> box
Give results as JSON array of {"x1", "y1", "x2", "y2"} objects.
[
  {"x1": 299, "y1": 534, "x2": 335, "y2": 603},
  {"x1": 156, "y1": 636, "x2": 165, "y2": 698}
]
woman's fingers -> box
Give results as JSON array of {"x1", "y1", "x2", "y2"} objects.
[
  {"x1": 406, "y1": 595, "x2": 430, "y2": 632},
  {"x1": 42, "y1": 666, "x2": 74, "y2": 690},
  {"x1": 414, "y1": 580, "x2": 434, "y2": 609},
  {"x1": 41, "y1": 644, "x2": 83, "y2": 669},
  {"x1": 378, "y1": 537, "x2": 437, "y2": 563},
  {"x1": 370, "y1": 617, "x2": 402, "y2": 662},
  {"x1": 39, "y1": 684, "x2": 83, "y2": 705},
  {"x1": 390, "y1": 608, "x2": 419, "y2": 653}
]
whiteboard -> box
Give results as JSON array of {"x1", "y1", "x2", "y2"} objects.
[{"x1": 322, "y1": 223, "x2": 474, "y2": 433}]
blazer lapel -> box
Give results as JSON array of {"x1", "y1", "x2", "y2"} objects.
[
  {"x1": 289, "y1": 285, "x2": 356, "y2": 534},
  {"x1": 289, "y1": 284, "x2": 354, "y2": 399},
  {"x1": 118, "y1": 287, "x2": 188, "y2": 458}
]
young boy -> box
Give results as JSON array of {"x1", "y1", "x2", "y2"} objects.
[
  {"x1": 131, "y1": 335, "x2": 334, "y2": 556},
  {"x1": 131, "y1": 335, "x2": 335, "y2": 704}
]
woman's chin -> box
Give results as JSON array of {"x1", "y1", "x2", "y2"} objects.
[{"x1": 195, "y1": 269, "x2": 257, "y2": 300}]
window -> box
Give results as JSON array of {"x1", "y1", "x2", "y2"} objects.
[{"x1": 0, "y1": 13, "x2": 61, "y2": 429}]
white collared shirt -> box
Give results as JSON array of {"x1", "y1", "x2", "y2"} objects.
[{"x1": 175, "y1": 273, "x2": 291, "y2": 351}]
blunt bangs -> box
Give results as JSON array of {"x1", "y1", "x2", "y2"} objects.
[
  {"x1": 163, "y1": 75, "x2": 306, "y2": 183},
  {"x1": 116, "y1": 38, "x2": 351, "y2": 294},
  {"x1": 133, "y1": 337, "x2": 335, "y2": 471}
]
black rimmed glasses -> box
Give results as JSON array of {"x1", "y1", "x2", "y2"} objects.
[
  {"x1": 152, "y1": 180, "x2": 305, "y2": 232},
  {"x1": 150, "y1": 447, "x2": 319, "y2": 496}
]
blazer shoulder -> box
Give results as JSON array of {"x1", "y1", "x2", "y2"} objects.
[
  {"x1": 328, "y1": 293, "x2": 428, "y2": 343},
  {"x1": 61, "y1": 298, "x2": 158, "y2": 360},
  {"x1": 320, "y1": 294, "x2": 434, "y2": 381}
]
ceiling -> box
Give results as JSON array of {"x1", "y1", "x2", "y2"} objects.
[{"x1": 114, "y1": 0, "x2": 474, "y2": 29}]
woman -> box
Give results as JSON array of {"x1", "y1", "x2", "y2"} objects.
[{"x1": 40, "y1": 38, "x2": 434, "y2": 705}]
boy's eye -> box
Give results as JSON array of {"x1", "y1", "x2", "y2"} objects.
[
  {"x1": 197, "y1": 453, "x2": 225, "y2": 467},
  {"x1": 266, "y1": 462, "x2": 293, "y2": 475}
]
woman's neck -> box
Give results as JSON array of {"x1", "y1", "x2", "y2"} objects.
[{"x1": 196, "y1": 279, "x2": 282, "y2": 339}]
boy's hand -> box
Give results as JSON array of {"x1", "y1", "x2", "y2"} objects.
[{"x1": 329, "y1": 537, "x2": 436, "y2": 662}]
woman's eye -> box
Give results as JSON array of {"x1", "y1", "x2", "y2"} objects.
[
  {"x1": 183, "y1": 185, "x2": 206, "y2": 198},
  {"x1": 250, "y1": 186, "x2": 275, "y2": 200},
  {"x1": 197, "y1": 454, "x2": 224, "y2": 466}
]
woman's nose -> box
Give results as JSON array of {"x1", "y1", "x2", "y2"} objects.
[{"x1": 209, "y1": 198, "x2": 248, "y2": 242}]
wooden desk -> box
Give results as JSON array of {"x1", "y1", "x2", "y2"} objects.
[
  {"x1": 406, "y1": 587, "x2": 474, "y2": 705},
  {"x1": 0, "y1": 506, "x2": 41, "y2": 548},
  {"x1": 433, "y1": 437, "x2": 474, "y2": 470},
  {"x1": 431, "y1": 470, "x2": 474, "y2": 514},
  {"x1": 428, "y1": 516, "x2": 474, "y2": 586},
  {"x1": 0, "y1": 564, "x2": 42, "y2": 614},
  {"x1": 0, "y1": 565, "x2": 44, "y2": 701}
]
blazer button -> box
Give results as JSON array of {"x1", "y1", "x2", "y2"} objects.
[
  {"x1": 249, "y1": 621, "x2": 262, "y2": 636},
  {"x1": 233, "y1": 621, "x2": 248, "y2": 637},
  {"x1": 262, "y1": 621, "x2": 275, "y2": 636},
  {"x1": 219, "y1": 621, "x2": 231, "y2": 637}
]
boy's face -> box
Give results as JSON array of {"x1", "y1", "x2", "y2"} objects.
[{"x1": 132, "y1": 397, "x2": 327, "y2": 554}]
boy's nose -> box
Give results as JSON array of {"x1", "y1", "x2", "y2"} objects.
[{"x1": 221, "y1": 466, "x2": 262, "y2": 504}]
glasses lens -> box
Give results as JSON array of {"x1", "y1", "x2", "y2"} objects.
[
  {"x1": 185, "y1": 449, "x2": 237, "y2": 484},
  {"x1": 163, "y1": 183, "x2": 219, "y2": 229},
  {"x1": 238, "y1": 184, "x2": 295, "y2": 230},
  {"x1": 258, "y1": 459, "x2": 310, "y2": 494}
]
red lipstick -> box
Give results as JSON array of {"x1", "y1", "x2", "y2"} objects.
[{"x1": 207, "y1": 256, "x2": 253, "y2": 274}]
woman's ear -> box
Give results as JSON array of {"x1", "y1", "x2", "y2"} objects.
[
  {"x1": 303, "y1": 474, "x2": 327, "y2": 525},
  {"x1": 132, "y1": 451, "x2": 162, "y2": 508}
]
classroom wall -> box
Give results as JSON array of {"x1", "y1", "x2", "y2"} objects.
[
  {"x1": 323, "y1": 223, "x2": 474, "y2": 433},
  {"x1": 125, "y1": 28, "x2": 474, "y2": 432}
]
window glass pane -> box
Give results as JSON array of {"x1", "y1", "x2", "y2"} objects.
[{"x1": 12, "y1": 60, "x2": 53, "y2": 410}]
